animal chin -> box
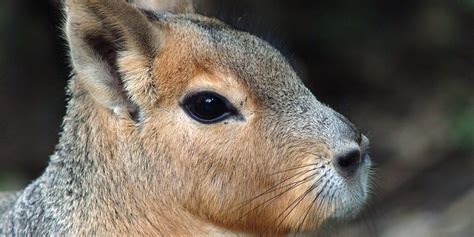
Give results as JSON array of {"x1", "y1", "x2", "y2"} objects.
[
  {"x1": 331, "y1": 191, "x2": 367, "y2": 220},
  {"x1": 332, "y1": 175, "x2": 370, "y2": 220},
  {"x1": 309, "y1": 165, "x2": 370, "y2": 222}
]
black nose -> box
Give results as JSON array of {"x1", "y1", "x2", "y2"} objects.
[{"x1": 334, "y1": 149, "x2": 361, "y2": 177}]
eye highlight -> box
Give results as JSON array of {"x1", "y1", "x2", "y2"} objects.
[{"x1": 181, "y1": 91, "x2": 238, "y2": 124}]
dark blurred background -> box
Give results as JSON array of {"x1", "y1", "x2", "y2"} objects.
[{"x1": 0, "y1": 0, "x2": 473, "y2": 236}]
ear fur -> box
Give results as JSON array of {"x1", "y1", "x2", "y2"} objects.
[{"x1": 64, "y1": 0, "x2": 162, "y2": 117}]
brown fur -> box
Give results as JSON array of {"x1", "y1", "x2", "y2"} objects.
[
  {"x1": 0, "y1": 0, "x2": 371, "y2": 235},
  {"x1": 63, "y1": 0, "x2": 370, "y2": 235}
]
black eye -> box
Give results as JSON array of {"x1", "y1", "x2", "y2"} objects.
[{"x1": 181, "y1": 91, "x2": 237, "y2": 124}]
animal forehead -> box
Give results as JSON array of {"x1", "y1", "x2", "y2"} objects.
[{"x1": 159, "y1": 14, "x2": 311, "y2": 109}]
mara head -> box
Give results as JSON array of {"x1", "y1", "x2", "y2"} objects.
[{"x1": 64, "y1": 0, "x2": 372, "y2": 234}]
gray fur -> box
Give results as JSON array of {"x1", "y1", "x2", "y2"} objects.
[
  {"x1": 0, "y1": 3, "x2": 365, "y2": 236},
  {"x1": 0, "y1": 193, "x2": 18, "y2": 217},
  {"x1": 167, "y1": 13, "x2": 360, "y2": 149}
]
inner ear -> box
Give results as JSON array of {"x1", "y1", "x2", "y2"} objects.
[
  {"x1": 82, "y1": 33, "x2": 140, "y2": 120},
  {"x1": 85, "y1": 34, "x2": 121, "y2": 85}
]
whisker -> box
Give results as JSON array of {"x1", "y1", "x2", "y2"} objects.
[
  {"x1": 236, "y1": 172, "x2": 317, "y2": 219},
  {"x1": 274, "y1": 183, "x2": 317, "y2": 232},
  {"x1": 231, "y1": 172, "x2": 320, "y2": 229},
  {"x1": 270, "y1": 162, "x2": 328, "y2": 176},
  {"x1": 324, "y1": 180, "x2": 339, "y2": 237},
  {"x1": 301, "y1": 151, "x2": 325, "y2": 158},
  {"x1": 323, "y1": 196, "x2": 335, "y2": 237},
  {"x1": 294, "y1": 189, "x2": 319, "y2": 236},
  {"x1": 295, "y1": 176, "x2": 330, "y2": 235},
  {"x1": 234, "y1": 168, "x2": 316, "y2": 210}
]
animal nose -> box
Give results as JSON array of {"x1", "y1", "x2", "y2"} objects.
[{"x1": 334, "y1": 149, "x2": 361, "y2": 177}]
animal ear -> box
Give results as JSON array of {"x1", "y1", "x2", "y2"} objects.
[
  {"x1": 129, "y1": 0, "x2": 195, "y2": 14},
  {"x1": 64, "y1": 0, "x2": 162, "y2": 117}
]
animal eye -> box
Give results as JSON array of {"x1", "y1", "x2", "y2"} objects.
[{"x1": 182, "y1": 91, "x2": 236, "y2": 124}]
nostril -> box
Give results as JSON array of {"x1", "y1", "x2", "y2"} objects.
[
  {"x1": 335, "y1": 149, "x2": 361, "y2": 177},
  {"x1": 338, "y1": 150, "x2": 361, "y2": 168}
]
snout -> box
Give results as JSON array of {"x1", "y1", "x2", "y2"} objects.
[
  {"x1": 330, "y1": 136, "x2": 370, "y2": 179},
  {"x1": 324, "y1": 111, "x2": 370, "y2": 179},
  {"x1": 322, "y1": 117, "x2": 370, "y2": 180}
]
